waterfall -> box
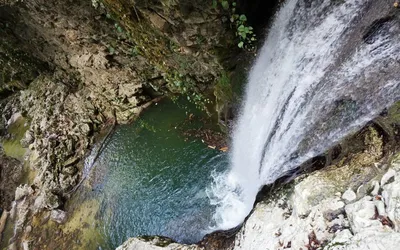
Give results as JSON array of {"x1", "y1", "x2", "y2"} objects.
[{"x1": 207, "y1": 0, "x2": 400, "y2": 230}]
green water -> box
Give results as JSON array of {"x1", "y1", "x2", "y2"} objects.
[{"x1": 76, "y1": 99, "x2": 228, "y2": 249}]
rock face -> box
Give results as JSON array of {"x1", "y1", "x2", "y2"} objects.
[
  {"x1": 119, "y1": 128, "x2": 400, "y2": 250},
  {"x1": 0, "y1": 0, "x2": 238, "y2": 202},
  {"x1": 0, "y1": 148, "x2": 23, "y2": 210}
]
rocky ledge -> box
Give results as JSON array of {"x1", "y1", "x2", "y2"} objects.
[{"x1": 118, "y1": 126, "x2": 400, "y2": 250}]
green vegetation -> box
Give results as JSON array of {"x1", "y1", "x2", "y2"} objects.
[
  {"x1": 2, "y1": 116, "x2": 29, "y2": 160},
  {"x1": 214, "y1": 71, "x2": 233, "y2": 104},
  {"x1": 93, "y1": 1, "x2": 216, "y2": 112},
  {"x1": 166, "y1": 71, "x2": 211, "y2": 112},
  {"x1": 214, "y1": 71, "x2": 233, "y2": 130},
  {"x1": 214, "y1": 1, "x2": 257, "y2": 51}
]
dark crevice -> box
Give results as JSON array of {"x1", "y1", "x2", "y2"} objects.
[
  {"x1": 235, "y1": 0, "x2": 281, "y2": 37},
  {"x1": 363, "y1": 16, "x2": 394, "y2": 44}
]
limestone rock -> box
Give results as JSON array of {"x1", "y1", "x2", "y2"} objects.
[
  {"x1": 381, "y1": 168, "x2": 396, "y2": 186},
  {"x1": 15, "y1": 185, "x2": 34, "y2": 201},
  {"x1": 34, "y1": 192, "x2": 62, "y2": 210},
  {"x1": 50, "y1": 209, "x2": 67, "y2": 224},
  {"x1": 342, "y1": 189, "x2": 357, "y2": 203},
  {"x1": 345, "y1": 196, "x2": 382, "y2": 233}
]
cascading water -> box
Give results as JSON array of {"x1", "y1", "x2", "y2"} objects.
[{"x1": 208, "y1": 0, "x2": 400, "y2": 230}]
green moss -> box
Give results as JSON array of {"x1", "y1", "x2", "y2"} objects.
[
  {"x1": 1, "y1": 116, "x2": 29, "y2": 160},
  {"x1": 98, "y1": 0, "x2": 222, "y2": 111},
  {"x1": 214, "y1": 71, "x2": 233, "y2": 103}
]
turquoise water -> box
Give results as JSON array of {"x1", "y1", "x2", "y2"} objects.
[{"x1": 79, "y1": 99, "x2": 228, "y2": 248}]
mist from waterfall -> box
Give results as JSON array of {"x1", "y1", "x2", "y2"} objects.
[{"x1": 207, "y1": 0, "x2": 400, "y2": 230}]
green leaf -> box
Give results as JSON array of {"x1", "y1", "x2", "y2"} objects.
[
  {"x1": 221, "y1": 0, "x2": 229, "y2": 10},
  {"x1": 239, "y1": 15, "x2": 247, "y2": 22},
  {"x1": 212, "y1": 0, "x2": 217, "y2": 9},
  {"x1": 232, "y1": 2, "x2": 237, "y2": 6},
  {"x1": 238, "y1": 41, "x2": 244, "y2": 48},
  {"x1": 238, "y1": 25, "x2": 245, "y2": 31},
  {"x1": 108, "y1": 46, "x2": 115, "y2": 54}
]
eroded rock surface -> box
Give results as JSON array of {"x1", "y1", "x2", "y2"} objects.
[{"x1": 0, "y1": 148, "x2": 23, "y2": 210}]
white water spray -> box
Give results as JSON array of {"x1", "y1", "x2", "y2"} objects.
[{"x1": 208, "y1": 0, "x2": 400, "y2": 230}]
